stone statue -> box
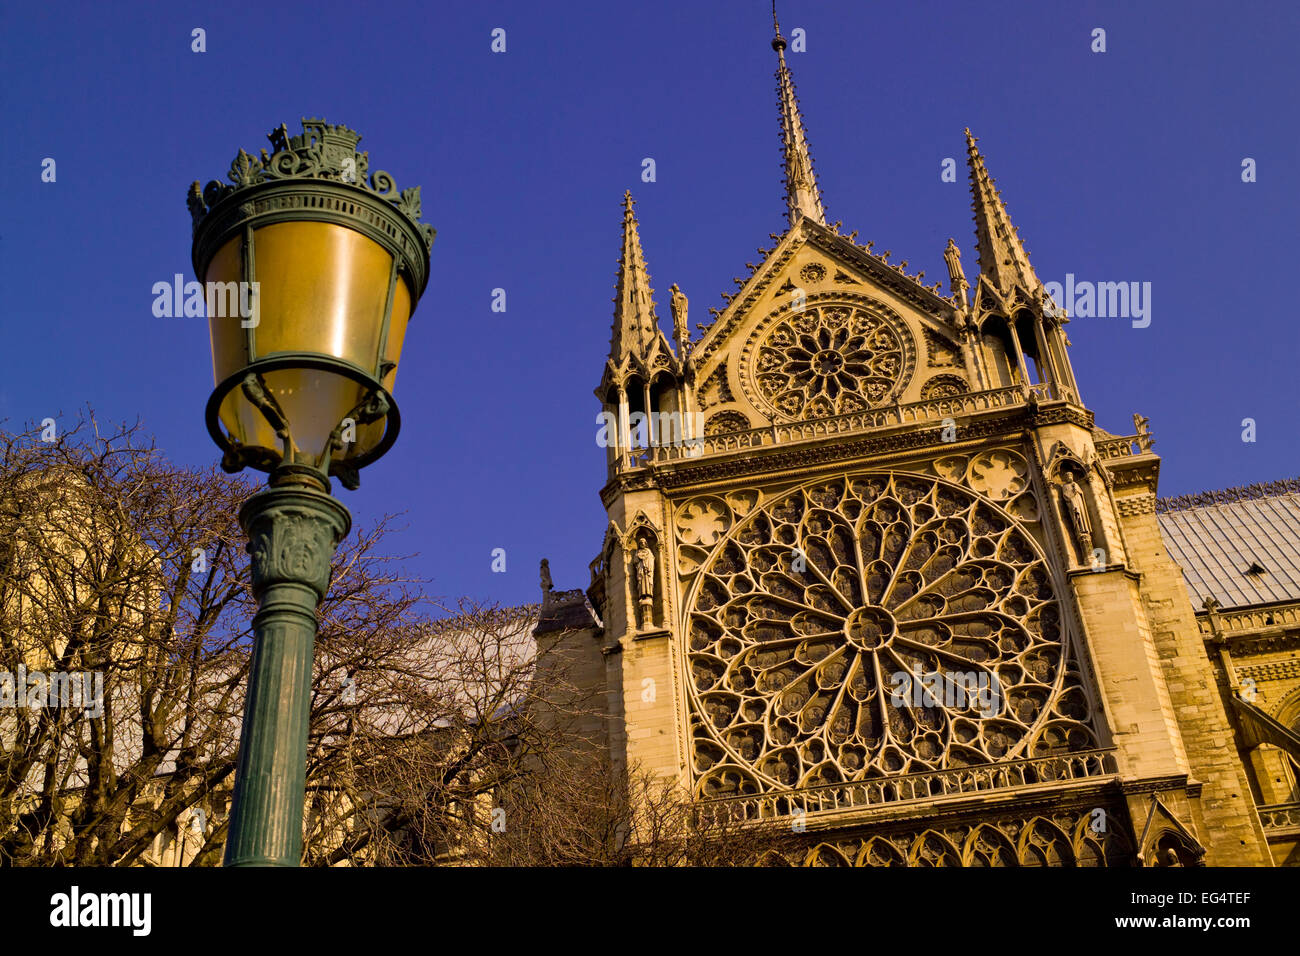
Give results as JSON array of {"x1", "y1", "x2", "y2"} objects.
[
  {"x1": 1158, "y1": 847, "x2": 1182, "y2": 867},
  {"x1": 1133, "y1": 413, "x2": 1153, "y2": 451},
  {"x1": 539, "y1": 558, "x2": 553, "y2": 596},
  {"x1": 1059, "y1": 470, "x2": 1093, "y2": 557},
  {"x1": 670, "y1": 283, "x2": 689, "y2": 355},
  {"x1": 633, "y1": 536, "x2": 655, "y2": 629},
  {"x1": 1202, "y1": 594, "x2": 1222, "y2": 636}
]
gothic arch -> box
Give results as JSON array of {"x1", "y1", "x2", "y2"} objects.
[
  {"x1": 1147, "y1": 830, "x2": 1204, "y2": 867},
  {"x1": 806, "y1": 842, "x2": 852, "y2": 867},
  {"x1": 909, "y1": 830, "x2": 963, "y2": 866},
  {"x1": 1272, "y1": 684, "x2": 1300, "y2": 731},
  {"x1": 856, "y1": 836, "x2": 908, "y2": 867},
  {"x1": 920, "y1": 374, "x2": 970, "y2": 399},
  {"x1": 964, "y1": 824, "x2": 1018, "y2": 866},
  {"x1": 1137, "y1": 795, "x2": 1206, "y2": 867},
  {"x1": 978, "y1": 314, "x2": 1019, "y2": 388},
  {"x1": 1070, "y1": 812, "x2": 1134, "y2": 867},
  {"x1": 705, "y1": 410, "x2": 751, "y2": 436},
  {"x1": 1012, "y1": 309, "x2": 1046, "y2": 384},
  {"x1": 1018, "y1": 817, "x2": 1074, "y2": 866}
]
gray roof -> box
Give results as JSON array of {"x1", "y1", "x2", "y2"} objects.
[
  {"x1": 534, "y1": 589, "x2": 600, "y2": 636},
  {"x1": 1158, "y1": 491, "x2": 1300, "y2": 610}
]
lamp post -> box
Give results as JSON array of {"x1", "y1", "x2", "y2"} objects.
[{"x1": 187, "y1": 118, "x2": 434, "y2": 866}]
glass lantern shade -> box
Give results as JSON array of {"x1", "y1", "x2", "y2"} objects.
[{"x1": 203, "y1": 219, "x2": 413, "y2": 473}]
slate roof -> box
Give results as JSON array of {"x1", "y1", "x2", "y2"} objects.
[
  {"x1": 534, "y1": 589, "x2": 601, "y2": 635},
  {"x1": 1158, "y1": 485, "x2": 1300, "y2": 610}
]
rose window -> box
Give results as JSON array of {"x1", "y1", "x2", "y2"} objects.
[
  {"x1": 686, "y1": 472, "x2": 1097, "y2": 798},
  {"x1": 751, "y1": 304, "x2": 912, "y2": 420}
]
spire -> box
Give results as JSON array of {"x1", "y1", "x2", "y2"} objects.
[
  {"x1": 773, "y1": 3, "x2": 826, "y2": 227},
  {"x1": 609, "y1": 190, "x2": 659, "y2": 362},
  {"x1": 965, "y1": 128, "x2": 1039, "y2": 295}
]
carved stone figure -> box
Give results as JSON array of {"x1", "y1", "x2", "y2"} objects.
[
  {"x1": 1133, "y1": 412, "x2": 1153, "y2": 451},
  {"x1": 539, "y1": 558, "x2": 553, "y2": 596},
  {"x1": 670, "y1": 283, "x2": 689, "y2": 355},
  {"x1": 633, "y1": 536, "x2": 656, "y2": 629},
  {"x1": 1059, "y1": 471, "x2": 1093, "y2": 557}
]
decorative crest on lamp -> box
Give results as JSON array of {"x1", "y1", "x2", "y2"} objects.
[{"x1": 186, "y1": 117, "x2": 435, "y2": 252}]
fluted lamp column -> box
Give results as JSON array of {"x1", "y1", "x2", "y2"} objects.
[{"x1": 187, "y1": 118, "x2": 435, "y2": 866}]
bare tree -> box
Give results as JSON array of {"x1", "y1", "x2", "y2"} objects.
[
  {"x1": 0, "y1": 415, "x2": 253, "y2": 865},
  {"x1": 0, "y1": 414, "x2": 798, "y2": 867},
  {"x1": 0, "y1": 417, "x2": 522, "y2": 865},
  {"x1": 300, "y1": 599, "x2": 596, "y2": 866},
  {"x1": 474, "y1": 750, "x2": 802, "y2": 866},
  {"x1": 0, "y1": 416, "x2": 608, "y2": 866}
]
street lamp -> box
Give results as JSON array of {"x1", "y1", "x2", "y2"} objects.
[{"x1": 187, "y1": 118, "x2": 434, "y2": 866}]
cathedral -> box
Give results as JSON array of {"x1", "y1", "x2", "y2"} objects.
[{"x1": 534, "y1": 16, "x2": 1300, "y2": 867}]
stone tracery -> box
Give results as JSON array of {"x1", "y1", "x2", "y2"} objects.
[
  {"x1": 760, "y1": 807, "x2": 1133, "y2": 867},
  {"x1": 686, "y1": 471, "x2": 1098, "y2": 798},
  {"x1": 749, "y1": 303, "x2": 915, "y2": 420}
]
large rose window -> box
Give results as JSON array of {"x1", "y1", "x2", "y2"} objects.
[
  {"x1": 686, "y1": 472, "x2": 1097, "y2": 798},
  {"x1": 749, "y1": 303, "x2": 913, "y2": 420}
]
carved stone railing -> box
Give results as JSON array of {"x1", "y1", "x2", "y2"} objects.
[
  {"x1": 694, "y1": 748, "x2": 1119, "y2": 826},
  {"x1": 1197, "y1": 600, "x2": 1300, "y2": 637},
  {"x1": 1094, "y1": 435, "x2": 1145, "y2": 460},
  {"x1": 637, "y1": 382, "x2": 1059, "y2": 467},
  {"x1": 1257, "y1": 802, "x2": 1300, "y2": 836}
]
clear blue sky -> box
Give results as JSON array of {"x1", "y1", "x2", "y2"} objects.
[{"x1": 3, "y1": 0, "x2": 1297, "y2": 608}]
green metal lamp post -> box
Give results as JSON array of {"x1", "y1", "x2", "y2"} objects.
[{"x1": 187, "y1": 118, "x2": 434, "y2": 866}]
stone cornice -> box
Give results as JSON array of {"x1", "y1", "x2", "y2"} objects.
[
  {"x1": 1103, "y1": 453, "x2": 1161, "y2": 490},
  {"x1": 601, "y1": 402, "x2": 1093, "y2": 501},
  {"x1": 1118, "y1": 775, "x2": 1202, "y2": 799}
]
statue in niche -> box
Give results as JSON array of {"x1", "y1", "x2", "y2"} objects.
[
  {"x1": 633, "y1": 536, "x2": 656, "y2": 629},
  {"x1": 1058, "y1": 469, "x2": 1093, "y2": 558}
]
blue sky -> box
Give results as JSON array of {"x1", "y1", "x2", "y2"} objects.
[{"x1": 3, "y1": 0, "x2": 1297, "y2": 608}]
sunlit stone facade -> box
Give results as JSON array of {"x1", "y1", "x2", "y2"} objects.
[{"x1": 535, "y1": 17, "x2": 1298, "y2": 867}]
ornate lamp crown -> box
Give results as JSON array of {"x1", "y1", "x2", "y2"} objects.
[{"x1": 186, "y1": 117, "x2": 436, "y2": 253}]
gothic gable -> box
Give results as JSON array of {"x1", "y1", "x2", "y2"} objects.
[{"x1": 691, "y1": 220, "x2": 970, "y2": 436}]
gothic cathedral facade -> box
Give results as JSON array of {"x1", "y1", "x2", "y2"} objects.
[{"x1": 535, "y1": 19, "x2": 1298, "y2": 867}]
